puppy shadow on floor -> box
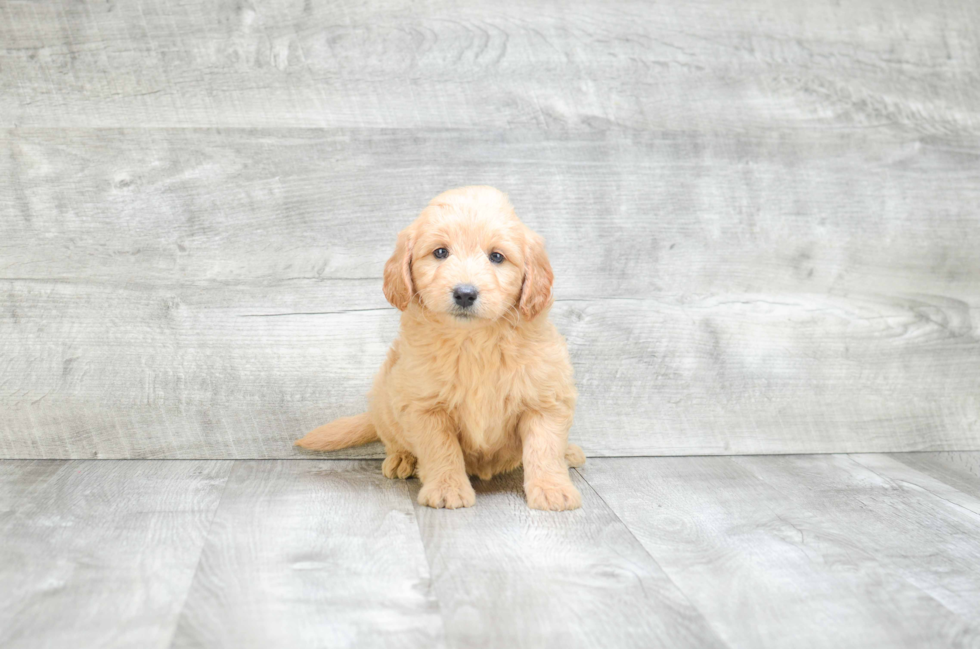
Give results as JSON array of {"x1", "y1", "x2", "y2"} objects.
[
  {"x1": 405, "y1": 467, "x2": 552, "y2": 510},
  {"x1": 470, "y1": 468, "x2": 525, "y2": 496}
]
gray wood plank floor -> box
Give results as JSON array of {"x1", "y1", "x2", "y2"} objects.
[
  {"x1": 171, "y1": 460, "x2": 444, "y2": 649},
  {"x1": 582, "y1": 456, "x2": 980, "y2": 648},
  {"x1": 2, "y1": 454, "x2": 980, "y2": 648},
  {"x1": 409, "y1": 470, "x2": 726, "y2": 649},
  {"x1": 0, "y1": 460, "x2": 231, "y2": 649}
]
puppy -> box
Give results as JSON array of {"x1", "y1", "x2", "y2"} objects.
[{"x1": 296, "y1": 186, "x2": 584, "y2": 510}]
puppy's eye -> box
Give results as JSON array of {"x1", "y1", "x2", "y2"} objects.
[
  {"x1": 433, "y1": 248, "x2": 450, "y2": 259},
  {"x1": 489, "y1": 252, "x2": 505, "y2": 264}
]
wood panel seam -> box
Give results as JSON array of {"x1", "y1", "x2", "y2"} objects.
[
  {"x1": 404, "y1": 476, "x2": 452, "y2": 646},
  {"x1": 572, "y1": 466, "x2": 736, "y2": 649},
  {"x1": 165, "y1": 460, "x2": 239, "y2": 649},
  {"x1": 733, "y1": 454, "x2": 980, "y2": 630},
  {"x1": 848, "y1": 454, "x2": 980, "y2": 522}
]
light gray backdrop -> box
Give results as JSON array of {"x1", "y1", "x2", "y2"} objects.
[{"x1": 1, "y1": 0, "x2": 978, "y2": 459}]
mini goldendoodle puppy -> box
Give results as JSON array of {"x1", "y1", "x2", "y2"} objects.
[{"x1": 296, "y1": 186, "x2": 584, "y2": 510}]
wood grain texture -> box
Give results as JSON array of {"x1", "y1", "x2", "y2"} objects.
[
  {"x1": 889, "y1": 452, "x2": 980, "y2": 503},
  {"x1": 409, "y1": 468, "x2": 727, "y2": 649},
  {"x1": 581, "y1": 456, "x2": 980, "y2": 648},
  {"x1": 737, "y1": 454, "x2": 980, "y2": 627},
  {"x1": 0, "y1": 459, "x2": 65, "y2": 510},
  {"x1": 171, "y1": 460, "x2": 445, "y2": 649},
  {"x1": 5, "y1": 456, "x2": 980, "y2": 646},
  {"x1": 0, "y1": 459, "x2": 231, "y2": 649},
  {"x1": 858, "y1": 452, "x2": 980, "y2": 516},
  {"x1": 2, "y1": 127, "x2": 979, "y2": 458},
  {"x1": 1, "y1": 0, "x2": 978, "y2": 131}
]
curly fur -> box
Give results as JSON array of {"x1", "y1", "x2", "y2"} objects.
[{"x1": 296, "y1": 186, "x2": 583, "y2": 510}]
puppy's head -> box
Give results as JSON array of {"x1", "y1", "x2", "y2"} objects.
[{"x1": 383, "y1": 186, "x2": 553, "y2": 324}]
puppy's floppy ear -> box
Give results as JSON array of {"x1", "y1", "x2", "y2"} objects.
[
  {"x1": 519, "y1": 229, "x2": 554, "y2": 320},
  {"x1": 383, "y1": 226, "x2": 415, "y2": 310}
]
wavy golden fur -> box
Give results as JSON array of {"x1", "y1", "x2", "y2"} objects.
[{"x1": 296, "y1": 186, "x2": 584, "y2": 510}]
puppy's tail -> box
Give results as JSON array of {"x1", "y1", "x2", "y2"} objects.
[{"x1": 294, "y1": 413, "x2": 378, "y2": 451}]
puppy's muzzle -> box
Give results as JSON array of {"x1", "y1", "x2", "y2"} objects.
[{"x1": 452, "y1": 284, "x2": 479, "y2": 309}]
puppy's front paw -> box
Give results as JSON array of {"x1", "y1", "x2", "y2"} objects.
[
  {"x1": 417, "y1": 477, "x2": 476, "y2": 509},
  {"x1": 525, "y1": 477, "x2": 581, "y2": 511},
  {"x1": 382, "y1": 451, "x2": 416, "y2": 479}
]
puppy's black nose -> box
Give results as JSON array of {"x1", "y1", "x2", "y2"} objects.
[{"x1": 452, "y1": 284, "x2": 479, "y2": 308}]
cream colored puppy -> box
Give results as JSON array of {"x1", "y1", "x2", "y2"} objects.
[{"x1": 296, "y1": 186, "x2": 584, "y2": 510}]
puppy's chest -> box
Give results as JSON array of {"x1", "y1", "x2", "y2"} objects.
[{"x1": 443, "y1": 345, "x2": 526, "y2": 447}]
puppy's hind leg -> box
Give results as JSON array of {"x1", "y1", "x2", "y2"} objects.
[
  {"x1": 564, "y1": 443, "x2": 586, "y2": 468},
  {"x1": 382, "y1": 445, "x2": 417, "y2": 479}
]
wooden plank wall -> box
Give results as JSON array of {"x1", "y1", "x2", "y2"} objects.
[{"x1": 1, "y1": 0, "x2": 978, "y2": 458}]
